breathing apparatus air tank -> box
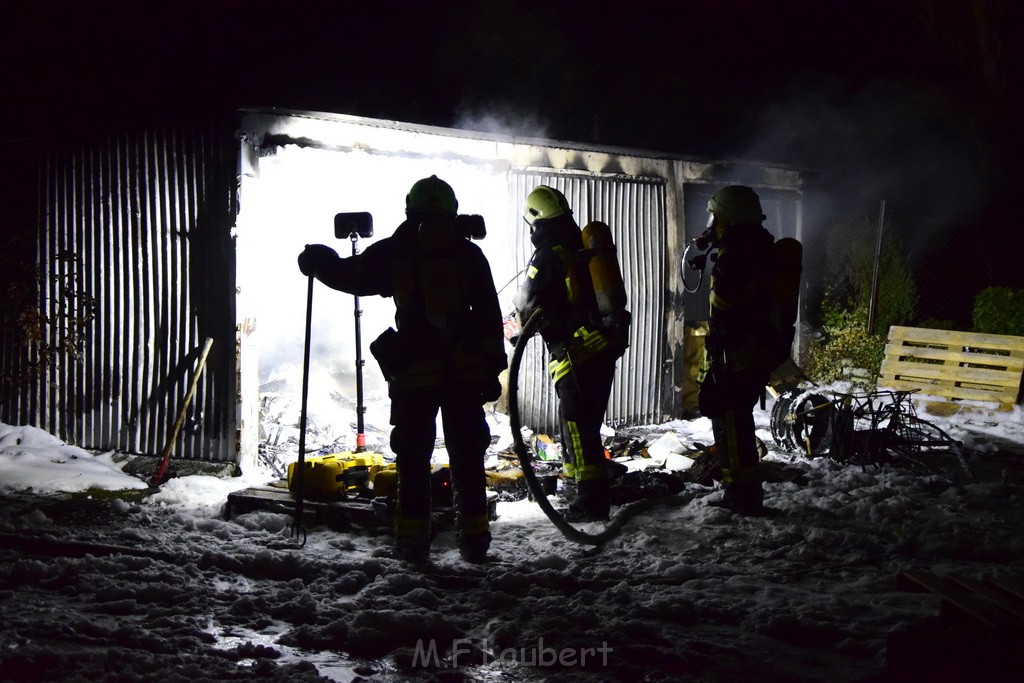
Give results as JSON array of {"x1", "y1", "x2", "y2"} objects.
[
  {"x1": 770, "y1": 237, "x2": 803, "y2": 365},
  {"x1": 581, "y1": 221, "x2": 629, "y2": 327}
]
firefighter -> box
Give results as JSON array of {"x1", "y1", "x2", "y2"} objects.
[
  {"x1": 512, "y1": 186, "x2": 628, "y2": 522},
  {"x1": 698, "y1": 185, "x2": 779, "y2": 516},
  {"x1": 297, "y1": 176, "x2": 507, "y2": 562}
]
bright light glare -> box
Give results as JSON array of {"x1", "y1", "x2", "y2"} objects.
[{"x1": 238, "y1": 143, "x2": 518, "y2": 452}]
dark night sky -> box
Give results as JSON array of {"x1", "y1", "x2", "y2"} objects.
[
  {"x1": 4, "y1": 0, "x2": 1023, "y2": 320},
  {"x1": 5, "y1": 1, "x2": 1016, "y2": 154}
]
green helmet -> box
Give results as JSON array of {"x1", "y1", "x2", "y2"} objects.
[
  {"x1": 406, "y1": 175, "x2": 458, "y2": 215},
  {"x1": 523, "y1": 185, "x2": 571, "y2": 226},
  {"x1": 707, "y1": 185, "x2": 765, "y2": 225}
]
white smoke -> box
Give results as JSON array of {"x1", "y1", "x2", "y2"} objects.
[
  {"x1": 452, "y1": 104, "x2": 550, "y2": 140},
  {"x1": 744, "y1": 77, "x2": 991, "y2": 247},
  {"x1": 735, "y1": 75, "x2": 994, "y2": 325}
]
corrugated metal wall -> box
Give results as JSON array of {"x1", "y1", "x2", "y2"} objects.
[
  {"x1": 0, "y1": 126, "x2": 239, "y2": 462},
  {"x1": 508, "y1": 170, "x2": 667, "y2": 434}
]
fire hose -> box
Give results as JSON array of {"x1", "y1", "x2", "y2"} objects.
[{"x1": 508, "y1": 308, "x2": 633, "y2": 546}]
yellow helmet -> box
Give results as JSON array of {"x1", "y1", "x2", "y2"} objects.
[
  {"x1": 523, "y1": 186, "x2": 571, "y2": 226},
  {"x1": 707, "y1": 185, "x2": 765, "y2": 225}
]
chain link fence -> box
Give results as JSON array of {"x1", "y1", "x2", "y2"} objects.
[{"x1": 908, "y1": 232, "x2": 992, "y2": 332}]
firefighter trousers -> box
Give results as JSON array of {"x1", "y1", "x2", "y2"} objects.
[
  {"x1": 555, "y1": 352, "x2": 617, "y2": 506},
  {"x1": 698, "y1": 365, "x2": 769, "y2": 490},
  {"x1": 389, "y1": 384, "x2": 491, "y2": 542}
]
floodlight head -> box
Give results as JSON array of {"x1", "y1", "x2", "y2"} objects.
[{"x1": 335, "y1": 212, "x2": 373, "y2": 239}]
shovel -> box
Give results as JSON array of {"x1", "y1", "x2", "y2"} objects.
[{"x1": 149, "y1": 337, "x2": 214, "y2": 487}]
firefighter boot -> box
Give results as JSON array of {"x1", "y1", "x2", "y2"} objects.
[
  {"x1": 393, "y1": 516, "x2": 431, "y2": 563},
  {"x1": 458, "y1": 531, "x2": 491, "y2": 564},
  {"x1": 564, "y1": 478, "x2": 610, "y2": 522},
  {"x1": 457, "y1": 513, "x2": 491, "y2": 563},
  {"x1": 393, "y1": 536, "x2": 430, "y2": 563},
  {"x1": 557, "y1": 475, "x2": 578, "y2": 504},
  {"x1": 721, "y1": 479, "x2": 767, "y2": 517}
]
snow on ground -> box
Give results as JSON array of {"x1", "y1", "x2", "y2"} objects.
[{"x1": 2, "y1": 385, "x2": 1024, "y2": 682}]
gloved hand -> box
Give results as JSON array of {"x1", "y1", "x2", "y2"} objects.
[
  {"x1": 297, "y1": 244, "x2": 338, "y2": 277},
  {"x1": 502, "y1": 311, "x2": 520, "y2": 341},
  {"x1": 480, "y1": 378, "x2": 502, "y2": 403}
]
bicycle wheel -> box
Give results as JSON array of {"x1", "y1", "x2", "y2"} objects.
[{"x1": 770, "y1": 390, "x2": 834, "y2": 456}]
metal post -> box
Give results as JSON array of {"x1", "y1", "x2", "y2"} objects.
[
  {"x1": 351, "y1": 233, "x2": 366, "y2": 451},
  {"x1": 867, "y1": 200, "x2": 886, "y2": 335}
]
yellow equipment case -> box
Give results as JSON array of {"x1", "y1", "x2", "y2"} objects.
[
  {"x1": 370, "y1": 463, "x2": 452, "y2": 504},
  {"x1": 287, "y1": 452, "x2": 386, "y2": 498}
]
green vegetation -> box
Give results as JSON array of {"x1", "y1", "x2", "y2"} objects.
[
  {"x1": 804, "y1": 217, "x2": 918, "y2": 386},
  {"x1": 973, "y1": 287, "x2": 1024, "y2": 336},
  {"x1": 804, "y1": 297, "x2": 887, "y2": 387},
  {"x1": 0, "y1": 245, "x2": 97, "y2": 406}
]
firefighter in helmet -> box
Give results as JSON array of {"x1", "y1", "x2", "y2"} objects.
[
  {"x1": 698, "y1": 185, "x2": 778, "y2": 516},
  {"x1": 298, "y1": 175, "x2": 507, "y2": 562},
  {"x1": 512, "y1": 186, "x2": 628, "y2": 522}
]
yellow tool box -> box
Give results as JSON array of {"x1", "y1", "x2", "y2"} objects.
[
  {"x1": 287, "y1": 451, "x2": 386, "y2": 498},
  {"x1": 370, "y1": 465, "x2": 399, "y2": 498},
  {"x1": 370, "y1": 463, "x2": 452, "y2": 503}
]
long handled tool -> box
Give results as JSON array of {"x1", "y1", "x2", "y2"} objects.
[
  {"x1": 289, "y1": 274, "x2": 315, "y2": 544},
  {"x1": 289, "y1": 213, "x2": 374, "y2": 544},
  {"x1": 149, "y1": 337, "x2": 214, "y2": 486}
]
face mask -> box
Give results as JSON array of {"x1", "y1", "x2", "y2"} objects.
[{"x1": 694, "y1": 214, "x2": 717, "y2": 251}]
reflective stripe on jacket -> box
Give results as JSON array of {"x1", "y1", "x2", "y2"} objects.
[{"x1": 547, "y1": 325, "x2": 611, "y2": 384}]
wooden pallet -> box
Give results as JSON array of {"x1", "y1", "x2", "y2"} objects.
[
  {"x1": 887, "y1": 570, "x2": 1024, "y2": 680},
  {"x1": 226, "y1": 485, "x2": 386, "y2": 530},
  {"x1": 225, "y1": 483, "x2": 499, "y2": 531},
  {"x1": 878, "y1": 326, "x2": 1024, "y2": 410}
]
